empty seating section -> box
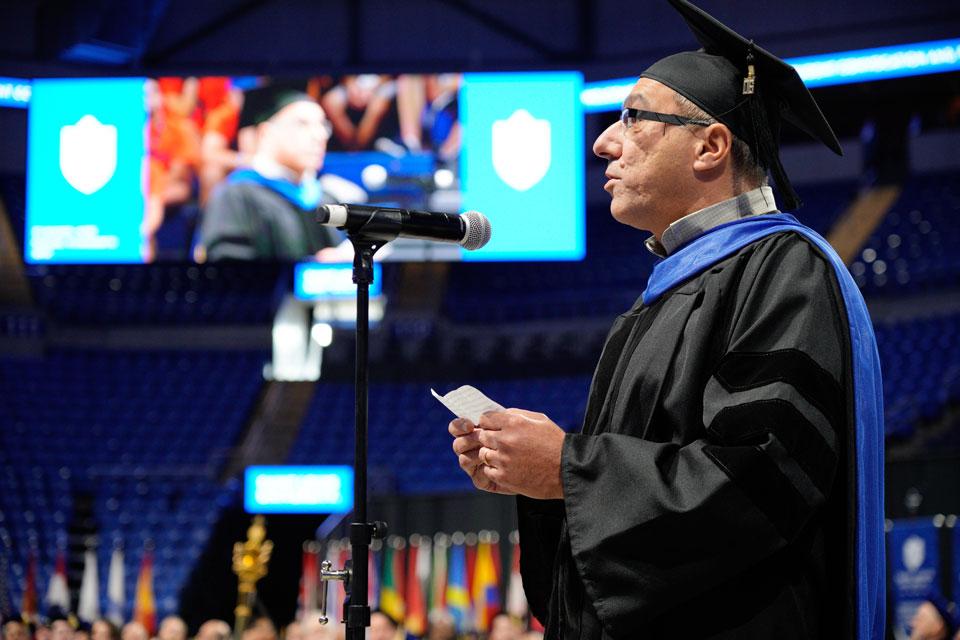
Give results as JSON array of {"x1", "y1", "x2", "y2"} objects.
[
  {"x1": 0, "y1": 450, "x2": 71, "y2": 611},
  {"x1": 0, "y1": 173, "x2": 26, "y2": 250},
  {"x1": 92, "y1": 475, "x2": 239, "y2": 619},
  {"x1": 793, "y1": 179, "x2": 860, "y2": 235},
  {"x1": 875, "y1": 311, "x2": 960, "y2": 439},
  {"x1": 0, "y1": 350, "x2": 263, "y2": 619},
  {"x1": 850, "y1": 172, "x2": 960, "y2": 293},
  {"x1": 0, "y1": 312, "x2": 43, "y2": 338},
  {"x1": 26, "y1": 264, "x2": 285, "y2": 325}
]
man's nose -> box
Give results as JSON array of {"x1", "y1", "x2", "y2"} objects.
[{"x1": 592, "y1": 121, "x2": 621, "y2": 161}]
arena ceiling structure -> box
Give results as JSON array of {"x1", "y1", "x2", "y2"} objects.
[{"x1": 0, "y1": 0, "x2": 959, "y2": 78}]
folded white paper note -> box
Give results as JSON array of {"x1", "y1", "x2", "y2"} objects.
[{"x1": 431, "y1": 385, "x2": 505, "y2": 424}]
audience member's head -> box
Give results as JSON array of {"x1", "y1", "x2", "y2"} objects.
[
  {"x1": 157, "y1": 617, "x2": 186, "y2": 640},
  {"x1": 426, "y1": 609, "x2": 456, "y2": 640},
  {"x1": 119, "y1": 622, "x2": 147, "y2": 640},
  {"x1": 195, "y1": 620, "x2": 230, "y2": 640},
  {"x1": 368, "y1": 612, "x2": 398, "y2": 640},
  {"x1": 34, "y1": 620, "x2": 52, "y2": 640},
  {"x1": 297, "y1": 617, "x2": 336, "y2": 640},
  {"x1": 240, "y1": 617, "x2": 276, "y2": 640},
  {"x1": 50, "y1": 619, "x2": 74, "y2": 640},
  {"x1": 2, "y1": 620, "x2": 29, "y2": 640},
  {"x1": 487, "y1": 613, "x2": 523, "y2": 640},
  {"x1": 72, "y1": 623, "x2": 90, "y2": 640},
  {"x1": 90, "y1": 620, "x2": 119, "y2": 640},
  {"x1": 281, "y1": 622, "x2": 301, "y2": 640}
]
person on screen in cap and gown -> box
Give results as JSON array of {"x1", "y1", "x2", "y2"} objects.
[
  {"x1": 448, "y1": 1, "x2": 885, "y2": 638},
  {"x1": 198, "y1": 85, "x2": 366, "y2": 262}
]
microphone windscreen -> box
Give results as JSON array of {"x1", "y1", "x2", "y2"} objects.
[{"x1": 460, "y1": 211, "x2": 491, "y2": 250}]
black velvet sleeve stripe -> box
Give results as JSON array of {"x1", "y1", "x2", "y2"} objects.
[
  {"x1": 708, "y1": 400, "x2": 839, "y2": 497},
  {"x1": 703, "y1": 442, "x2": 815, "y2": 542},
  {"x1": 713, "y1": 349, "x2": 843, "y2": 429}
]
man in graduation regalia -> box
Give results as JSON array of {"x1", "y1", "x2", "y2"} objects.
[
  {"x1": 448, "y1": 1, "x2": 885, "y2": 638},
  {"x1": 200, "y1": 86, "x2": 361, "y2": 262}
]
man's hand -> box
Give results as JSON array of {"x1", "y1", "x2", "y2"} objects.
[
  {"x1": 449, "y1": 417, "x2": 512, "y2": 494},
  {"x1": 449, "y1": 409, "x2": 565, "y2": 500}
]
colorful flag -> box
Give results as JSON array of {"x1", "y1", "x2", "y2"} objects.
[
  {"x1": 132, "y1": 549, "x2": 156, "y2": 635},
  {"x1": 445, "y1": 539, "x2": 471, "y2": 631},
  {"x1": 107, "y1": 545, "x2": 125, "y2": 625},
  {"x1": 379, "y1": 538, "x2": 405, "y2": 624},
  {"x1": 530, "y1": 614, "x2": 546, "y2": 632},
  {"x1": 428, "y1": 535, "x2": 447, "y2": 613},
  {"x1": 505, "y1": 532, "x2": 527, "y2": 620},
  {"x1": 77, "y1": 548, "x2": 100, "y2": 622},
  {"x1": 471, "y1": 535, "x2": 501, "y2": 632},
  {"x1": 21, "y1": 552, "x2": 38, "y2": 622},
  {"x1": 417, "y1": 537, "x2": 431, "y2": 605},
  {"x1": 404, "y1": 536, "x2": 428, "y2": 636},
  {"x1": 298, "y1": 542, "x2": 319, "y2": 620},
  {"x1": 367, "y1": 543, "x2": 379, "y2": 611},
  {"x1": 465, "y1": 539, "x2": 477, "y2": 609},
  {"x1": 45, "y1": 550, "x2": 70, "y2": 615},
  {"x1": 491, "y1": 535, "x2": 502, "y2": 599}
]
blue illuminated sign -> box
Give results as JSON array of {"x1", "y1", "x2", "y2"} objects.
[
  {"x1": 244, "y1": 465, "x2": 354, "y2": 514},
  {"x1": 294, "y1": 262, "x2": 382, "y2": 301},
  {"x1": 460, "y1": 72, "x2": 585, "y2": 261},
  {"x1": 791, "y1": 37, "x2": 960, "y2": 88},
  {"x1": 581, "y1": 37, "x2": 960, "y2": 111},
  {"x1": 580, "y1": 78, "x2": 640, "y2": 114},
  {"x1": 0, "y1": 77, "x2": 31, "y2": 109},
  {"x1": 26, "y1": 78, "x2": 147, "y2": 263}
]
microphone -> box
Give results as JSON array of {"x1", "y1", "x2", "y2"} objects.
[{"x1": 316, "y1": 204, "x2": 491, "y2": 250}]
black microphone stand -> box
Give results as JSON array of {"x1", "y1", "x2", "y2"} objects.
[
  {"x1": 317, "y1": 212, "x2": 403, "y2": 639},
  {"x1": 344, "y1": 235, "x2": 384, "y2": 640}
]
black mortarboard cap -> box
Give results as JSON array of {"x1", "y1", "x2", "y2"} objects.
[
  {"x1": 238, "y1": 85, "x2": 314, "y2": 130},
  {"x1": 642, "y1": 0, "x2": 842, "y2": 210}
]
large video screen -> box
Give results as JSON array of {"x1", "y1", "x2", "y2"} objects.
[{"x1": 25, "y1": 73, "x2": 584, "y2": 264}]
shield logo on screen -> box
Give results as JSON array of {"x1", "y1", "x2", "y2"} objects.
[
  {"x1": 902, "y1": 535, "x2": 925, "y2": 572},
  {"x1": 59, "y1": 115, "x2": 117, "y2": 195},
  {"x1": 492, "y1": 109, "x2": 551, "y2": 191}
]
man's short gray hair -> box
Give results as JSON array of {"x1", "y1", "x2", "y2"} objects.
[{"x1": 672, "y1": 93, "x2": 768, "y2": 192}]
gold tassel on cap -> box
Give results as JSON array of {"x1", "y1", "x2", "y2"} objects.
[{"x1": 743, "y1": 41, "x2": 757, "y2": 95}]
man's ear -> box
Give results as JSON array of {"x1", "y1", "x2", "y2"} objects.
[{"x1": 692, "y1": 122, "x2": 733, "y2": 173}]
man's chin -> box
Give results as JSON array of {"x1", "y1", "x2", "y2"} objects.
[
  {"x1": 609, "y1": 202, "x2": 633, "y2": 226},
  {"x1": 609, "y1": 203, "x2": 652, "y2": 233}
]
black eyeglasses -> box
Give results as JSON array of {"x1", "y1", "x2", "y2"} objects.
[{"x1": 620, "y1": 107, "x2": 713, "y2": 130}]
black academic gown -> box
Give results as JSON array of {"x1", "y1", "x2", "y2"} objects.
[
  {"x1": 518, "y1": 231, "x2": 857, "y2": 639},
  {"x1": 202, "y1": 181, "x2": 341, "y2": 261}
]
